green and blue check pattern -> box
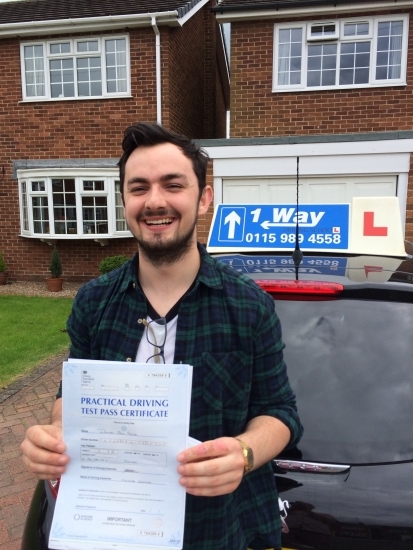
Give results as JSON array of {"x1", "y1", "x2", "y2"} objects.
[{"x1": 65, "y1": 244, "x2": 303, "y2": 550}]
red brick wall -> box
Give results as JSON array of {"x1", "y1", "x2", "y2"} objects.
[
  {"x1": 164, "y1": 9, "x2": 206, "y2": 137},
  {"x1": 229, "y1": 8, "x2": 413, "y2": 238},
  {"x1": 0, "y1": 8, "x2": 225, "y2": 282},
  {"x1": 230, "y1": 9, "x2": 413, "y2": 137},
  {"x1": 164, "y1": 1, "x2": 226, "y2": 139}
]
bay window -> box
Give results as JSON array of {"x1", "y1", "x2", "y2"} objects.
[{"x1": 18, "y1": 172, "x2": 131, "y2": 240}]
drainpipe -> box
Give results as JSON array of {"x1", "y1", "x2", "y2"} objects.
[{"x1": 151, "y1": 16, "x2": 162, "y2": 125}]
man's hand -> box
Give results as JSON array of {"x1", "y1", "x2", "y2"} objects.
[
  {"x1": 21, "y1": 398, "x2": 69, "y2": 480},
  {"x1": 21, "y1": 424, "x2": 68, "y2": 479},
  {"x1": 177, "y1": 437, "x2": 245, "y2": 497}
]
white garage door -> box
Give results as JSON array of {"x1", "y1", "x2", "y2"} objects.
[{"x1": 223, "y1": 175, "x2": 397, "y2": 204}]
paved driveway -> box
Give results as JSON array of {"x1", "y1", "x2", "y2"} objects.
[{"x1": 0, "y1": 353, "x2": 67, "y2": 549}]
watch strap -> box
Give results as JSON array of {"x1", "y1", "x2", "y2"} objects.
[{"x1": 235, "y1": 438, "x2": 254, "y2": 475}]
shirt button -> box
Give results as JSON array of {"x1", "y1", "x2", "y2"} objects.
[
  {"x1": 132, "y1": 283, "x2": 136, "y2": 288},
  {"x1": 126, "y1": 357, "x2": 132, "y2": 362}
]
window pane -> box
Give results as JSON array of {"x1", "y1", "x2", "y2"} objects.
[
  {"x1": 308, "y1": 55, "x2": 321, "y2": 70},
  {"x1": 322, "y1": 69, "x2": 336, "y2": 86},
  {"x1": 24, "y1": 45, "x2": 45, "y2": 97},
  {"x1": 277, "y1": 27, "x2": 302, "y2": 86},
  {"x1": 290, "y1": 72, "x2": 301, "y2": 85},
  {"x1": 32, "y1": 196, "x2": 49, "y2": 234},
  {"x1": 50, "y1": 42, "x2": 71, "y2": 55},
  {"x1": 77, "y1": 57, "x2": 102, "y2": 96},
  {"x1": 344, "y1": 23, "x2": 356, "y2": 36},
  {"x1": 376, "y1": 20, "x2": 403, "y2": 80},
  {"x1": 82, "y1": 195, "x2": 108, "y2": 234},
  {"x1": 307, "y1": 43, "x2": 337, "y2": 87},
  {"x1": 77, "y1": 40, "x2": 99, "y2": 53},
  {"x1": 31, "y1": 181, "x2": 45, "y2": 192},
  {"x1": 354, "y1": 67, "x2": 369, "y2": 84},
  {"x1": 339, "y1": 41, "x2": 370, "y2": 85},
  {"x1": 115, "y1": 180, "x2": 127, "y2": 231},
  {"x1": 83, "y1": 180, "x2": 104, "y2": 191},
  {"x1": 339, "y1": 68, "x2": 353, "y2": 85},
  {"x1": 52, "y1": 179, "x2": 77, "y2": 234},
  {"x1": 21, "y1": 181, "x2": 29, "y2": 231},
  {"x1": 307, "y1": 71, "x2": 320, "y2": 87},
  {"x1": 50, "y1": 58, "x2": 74, "y2": 98},
  {"x1": 105, "y1": 38, "x2": 127, "y2": 93},
  {"x1": 344, "y1": 22, "x2": 369, "y2": 36},
  {"x1": 311, "y1": 23, "x2": 336, "y2": 37}
]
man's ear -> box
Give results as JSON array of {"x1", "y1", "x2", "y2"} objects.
[{"x1": 198, "y1": 186, "x2": 213, "y2": 216}]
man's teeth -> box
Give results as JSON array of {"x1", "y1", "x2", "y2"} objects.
[{"x1": 146, "y1": 218, "x2": 173, "y2": 225}]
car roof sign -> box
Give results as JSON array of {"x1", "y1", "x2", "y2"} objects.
[{"x1": 207, "y1": 197, "x2": 406, "y2": 258}]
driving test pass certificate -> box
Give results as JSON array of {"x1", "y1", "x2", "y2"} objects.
[{"x1": 49, "y1": 359, "x2": 193, "y2": 550}]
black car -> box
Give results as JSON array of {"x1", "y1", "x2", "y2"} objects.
[{"x1": 213, "y1": 243, "x2": 413, "y2": 550}]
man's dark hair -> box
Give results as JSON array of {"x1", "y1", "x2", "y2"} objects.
[{"x1": 118, "y1": 122, "x2": 209, "y2": 198}]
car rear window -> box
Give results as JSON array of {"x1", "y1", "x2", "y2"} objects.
[{"x1": 275, "y1": 298, "x2": 413, "y2": 465}]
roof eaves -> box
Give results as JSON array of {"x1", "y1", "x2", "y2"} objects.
[
  {"x1": 0, "y1": 11, "x2": 180, "y2": 38},
  {"x1": 212, "y1": 1, "x2": 413, "y2": 22}
]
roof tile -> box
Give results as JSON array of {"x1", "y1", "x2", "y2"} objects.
[{"x1": 0, "y1": 0, "x2": 204, "y2": 25}]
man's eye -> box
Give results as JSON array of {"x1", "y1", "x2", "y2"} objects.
[{"x1": 131, "y1": 187, "x2": 147, "y2": 194}]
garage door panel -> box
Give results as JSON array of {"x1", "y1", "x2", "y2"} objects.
[
  {"x1": 223, "y1": 176, "x2": 397, "y2": 205},
  {"x1": 268, "y1": 184, "x2": 304, "y2": 204},
  {"x1": 353, "y1": 181, "x2": 396, "y2": 197},
  {"x1": 224, "y1": 184, "x2": 262, "y2": 203},
  {"x1": 307, "y1": 182, "x2": 348, "y2": 203}
]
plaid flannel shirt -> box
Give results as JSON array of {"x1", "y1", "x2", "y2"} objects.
[{"x1": 65, "y1": 244, "x2": 303, "y2": 550}]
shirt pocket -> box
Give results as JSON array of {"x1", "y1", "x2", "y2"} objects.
[{"x1": 202, "y1": 351, "x2": 252, "y2": 411}]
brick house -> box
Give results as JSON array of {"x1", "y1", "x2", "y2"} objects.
[
  {"x1": 200, "y1": 0, "x2": 413, "y2": 243},
  {"x1": 0, "y1": 0, "x2": 229, "y2": 281}
]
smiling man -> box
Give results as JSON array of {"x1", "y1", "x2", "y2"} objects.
[{"x1": 21, "y1": 122, "x2": 303, "y2": 550}]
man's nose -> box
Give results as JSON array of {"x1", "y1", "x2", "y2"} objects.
[{"x1": 145, "y1": 185, "x2": 167, "y2": 209}]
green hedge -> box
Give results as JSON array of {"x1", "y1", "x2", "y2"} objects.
[{"x1": 99, "y1": 255, "x2": 129, "y2": 274}]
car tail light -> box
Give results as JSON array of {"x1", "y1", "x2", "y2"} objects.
[
  {"x1": 47, "y1": 478, "x2": 60, "y2": 499},
  {"x1": 256, "y1": 279, "x2": 343, "y2": 300}
]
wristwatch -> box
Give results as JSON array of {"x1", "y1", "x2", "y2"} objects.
[{"x1": 235, "y1": 438, "x2": 254, "y2": 475}]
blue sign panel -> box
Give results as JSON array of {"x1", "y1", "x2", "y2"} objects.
[
  {"x1": 207, "y1": 204, "x2": 350, "y2": 251},
  {"x1": 215, "y1": 255, "x2": 348, "y2": 276}
]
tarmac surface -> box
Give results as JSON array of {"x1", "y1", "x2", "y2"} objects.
[{"x1": 0, "y1": 352, "x2": 67, "y2": 549}]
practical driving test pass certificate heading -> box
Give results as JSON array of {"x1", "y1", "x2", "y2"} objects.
[{"x1": 50, "y1": 360, "x2": 193, "y2": 550}]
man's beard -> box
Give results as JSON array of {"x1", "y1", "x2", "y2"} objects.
[{"x1": 134, "y1": 216, "x2": 198, "y2": 267}]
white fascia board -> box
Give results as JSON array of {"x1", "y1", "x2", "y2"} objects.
[
  {"x1": 204, "y1": 138, "x2": 413, "y2": 160},
  {"x1": 211, "y1": 152, "x2": 410, "y2": 178},
  {"x1": 203, "y1": 139, "x2": 413, "y2": 178},
  {"x1": 215, "y1": 1, "x2": 413, "y2": 23},
  {"x1": 0, "y1": 11, "x2": 179, "y2": 38},
  {"x1": 178, "y1": 0, "x2": 210, "y2": 26}
]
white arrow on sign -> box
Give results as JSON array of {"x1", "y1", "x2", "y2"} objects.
[{"x1": 224, "y1": 211, "x2": 241, "y2": 239}]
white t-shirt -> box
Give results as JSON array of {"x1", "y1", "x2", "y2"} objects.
[{"x1": 135, "y1": 315, "x2": 177, "y2": 364}]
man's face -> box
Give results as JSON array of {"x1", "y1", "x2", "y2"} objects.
[{"x1": 123, "y1": 142, "x2": 212, "y2": 265}]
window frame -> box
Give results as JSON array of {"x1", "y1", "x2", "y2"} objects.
[
  {"x1": 20, "y1": 34, "x2": 131, "y2": 102},
  {"x1": 273, "y1": 14, "x2": 408, "y2": 92},
  {"x1": 18, "y1": 169, "x2": 132, "y2": 240}
]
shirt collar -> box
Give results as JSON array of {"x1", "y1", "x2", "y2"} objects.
[
  {"x1": 119, "y1": 252, "x2": 140, "y2": 294},
  {"x1": 197, "y1": 243, "x2": 224, "y2": 290}
]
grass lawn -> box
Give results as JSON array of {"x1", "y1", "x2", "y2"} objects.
[{"x1": 0, "y1": 295, "x2": 73, "y2": 388}]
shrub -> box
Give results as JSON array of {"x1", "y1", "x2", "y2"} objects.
[
  {"x1": 99, "y1": 255, "x2": 129, "y2": 274},
  {"x1": 0, "y1": 252, "x2": 7, "y2": 272},
  {"x1": 49, "y1": 246, "x2": 63, "y2": 278}
]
